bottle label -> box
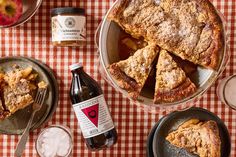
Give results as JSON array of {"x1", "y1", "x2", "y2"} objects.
[
  {"x1": 72, "y1": 95, "x2": 115, "y2": 138},
  {"x1": 52, "y1": 15, "x2": 86, "y2": 42}
]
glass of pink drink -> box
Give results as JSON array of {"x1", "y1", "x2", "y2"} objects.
[{"x1": 217, "y1": 75, "x2": 236, "y2": 110}]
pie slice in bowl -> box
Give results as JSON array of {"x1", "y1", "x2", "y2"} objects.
[
  {"x1": 108, "y1": 44, "x2": 159, "y2": 99},
  {"x1": 109, "y1": 0, "x2": 224, "y2": 69},
  {"x1": 154, "y1": 50, "x2": 196, "y2": 103},
  {"x1": 166, "y1": 119, "x2": 221, "y2": 157}
]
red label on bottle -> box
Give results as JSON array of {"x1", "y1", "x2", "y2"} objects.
[
  {"x1": 72, "y1": 95, "x2": 115, "y2": 138},
  {"x1": 81, "y1": 104, "x2": 99, "y2": 127}
]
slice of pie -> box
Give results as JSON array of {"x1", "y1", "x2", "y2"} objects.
[
  {"x1": 154, "y1": 50, "x2": 196, "y2": 103},
  {"x1": 0, "y1": 67, "x2": 37, "y2": 120},
  {"x1": 3, "y1": 80, "x2": 34, "y2": 114},
  {"x1": 108, "y1": 44, "x2": 159, "y2": 99},
  {"x1": 166, "y1": 119, "x2": 221, "y2": 157},
  {"x1": 109, "y1": 0, "x2": 224, "y2": 69}
]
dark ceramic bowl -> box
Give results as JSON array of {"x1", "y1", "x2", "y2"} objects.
[{"x1": 146, "y1": 116, "x2": 166, "y2": 157}]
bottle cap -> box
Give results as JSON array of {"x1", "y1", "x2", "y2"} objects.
[{"x1": 69, "y1": 63, "x2": 83, "y2": 71}]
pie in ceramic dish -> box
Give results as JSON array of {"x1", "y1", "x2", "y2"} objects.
[
  {"x1": 108, "y1": 44, "x2": 159, "y2": 99},
  {"x1": 0, "y1": 66, "x2": 46, "y2": 120},
  {"x1": 166, "y1": 119, "x2": 221, "y2": 157},
  {"x1": 154, "y1": 50, "x2": 196, "y2": 103},
  {"x1": 109, "y1": 0, "x2": 224, "y2": 70}
]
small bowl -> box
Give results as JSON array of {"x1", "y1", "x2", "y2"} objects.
[
  {"x1": 0, "y1": 0, "x2": 43, "y2": 28},
  {"x1": 36, "y1": 125, "x2": 73, "y2": 157}
]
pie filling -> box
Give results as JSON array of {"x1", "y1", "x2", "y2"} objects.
[{"x1": 0, "y1": 74, "x2": 10, "y2": 119}]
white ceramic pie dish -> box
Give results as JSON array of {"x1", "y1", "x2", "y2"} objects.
[{"x1": 96, "y1": 0, "x2": 230, "y2": 113}]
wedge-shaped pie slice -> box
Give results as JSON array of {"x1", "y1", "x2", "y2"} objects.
[
  {"x1": 154, "y1": 50, "x2": 196, "y2": 103},
  {"x1": 0, "y1": 67, "x2": 37, "y2": 120},
  {"x1": 3, "y1": 80, "x2": 34, "y2": 114},
  {"x1": 166, "y1": 119, "x2": 221, "y2": 157},
  {"x1": 108, "y1": 44, "x2": 159, "y2": 99},
  {"x1": 3, "y1": 67, "x2": 34, "y2": 114},
  {"x1": 109, "y1": 0, "x2": 224, "y2": 69}
]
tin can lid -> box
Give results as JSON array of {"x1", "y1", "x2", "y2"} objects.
[
  {"x1": 69, "y1": 63, "x2": 83, "y2": 71},
  {"x1": 51, "y1": 7, "x2": 85, "y2": 16}
]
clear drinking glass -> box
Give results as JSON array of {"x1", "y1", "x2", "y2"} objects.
[
  {"x1": 217, "y1": 75, "x2": 236, "y2": 110},
  {"x1": 36, "y1": 125, "x2": 73, "y2": 157}
]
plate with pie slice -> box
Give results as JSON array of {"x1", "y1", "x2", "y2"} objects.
[
  {"x1": 152, "y1": 107, "x2": 231, "y2": 157},
  {"x1": 0, "y1": 57, "x2": 56, "y2": 134},
  {"x1": 97, "y1": 0, "x2": 230, "y2": 112}
]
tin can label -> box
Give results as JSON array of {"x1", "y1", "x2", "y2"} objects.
[
  {"x1": 72, "y1": 95, "x2": 115, "y2": 138},
  {"x1": 52, "y1": 16, "x2": 86, "y2": 42}
]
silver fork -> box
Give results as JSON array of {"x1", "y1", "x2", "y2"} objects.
[{"x1": 15, "y1": 88, "x2": 47, "y2": 157}]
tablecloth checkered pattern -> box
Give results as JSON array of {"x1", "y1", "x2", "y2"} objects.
[{"x1": 0, "y1": 0, "x2": 235, "y2": 156}]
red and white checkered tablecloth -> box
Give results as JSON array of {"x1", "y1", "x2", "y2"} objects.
[{"x1": 0, "y1": 0, "x2": 235, "y2": 156}]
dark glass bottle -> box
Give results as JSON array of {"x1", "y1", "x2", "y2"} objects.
[{"x1": 69, "y1": 63, "x2": 117, "y2": 151}]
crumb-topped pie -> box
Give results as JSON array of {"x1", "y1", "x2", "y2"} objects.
[
  {"x1": 106, "y1": 0, "x2": 225, "y2": 102},
  {"x1": 108, "y1": 44, "x2": 159, "y2": 99},
  {"x1": 166, "y1": 119, "x2": 221, "y2": 157},
  {"x1": 154, "y1": 50, "x2": 196, "y2": 103},
  {"x1": 109, "y1": 0, "x2": 224, "y2": 69}
]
